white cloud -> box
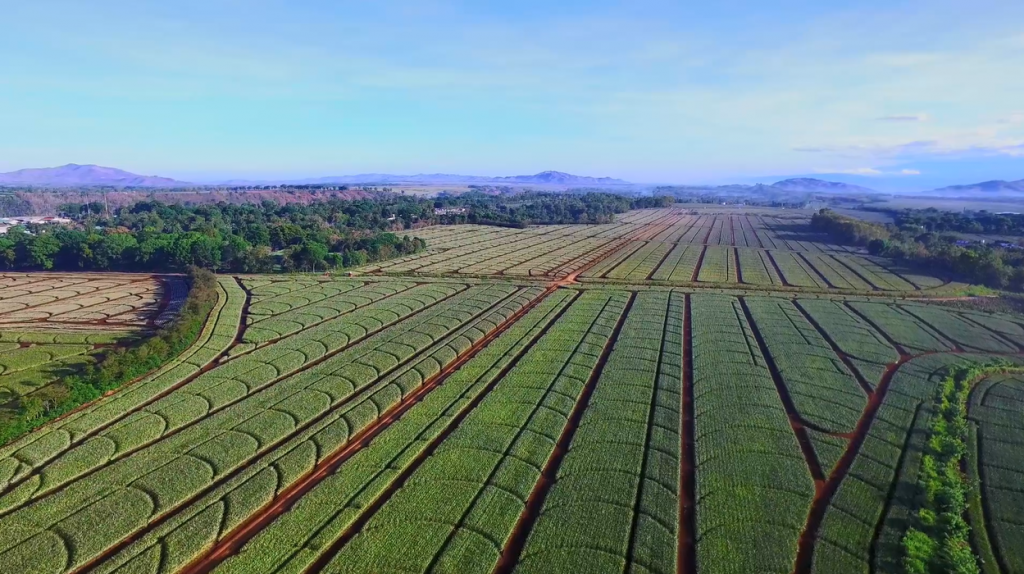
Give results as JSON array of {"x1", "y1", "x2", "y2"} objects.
[
  {"x1": 900, "y1": 169, "x2": 921, "y2": 175},
  {"x1": 819, "y1": 167, "x2": 883, "y2": 175},
  {"x1": 876, "y1": 113, "x2": 929, "y2": 122}
]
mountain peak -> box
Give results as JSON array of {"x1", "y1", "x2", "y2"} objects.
[
  {"x1": 0, "y1": 164, "x2": 186, "y2": 188},
  {"x1": 771, "y1": 178, "x2": 877, "y2": 194}
]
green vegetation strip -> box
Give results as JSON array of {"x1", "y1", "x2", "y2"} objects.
[
  {"x1": 902, "y1": 363, "x2": 1023, "y2": 574},
  {"x1": 0, "y1": 276, "x2": 244, "y2": 495},
  {"x1": 0, "y1": 269, "x2": 221, "y2": 451}
]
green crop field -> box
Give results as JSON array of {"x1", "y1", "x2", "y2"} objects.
[{"x1": 2, "y1": 206, "x2": 1023, "y2": 574}]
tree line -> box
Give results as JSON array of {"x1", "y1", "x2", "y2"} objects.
[
  {"x1": 811, "y1": 209, "x2": 1024, "y2": 290},
  {"x1": 0, "y1": 192, "x2": 672, "y2": 273}
]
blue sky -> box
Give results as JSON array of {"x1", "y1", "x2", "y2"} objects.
[{"x1": 1, "y1": 0, "x2": 1022, "y2": 188}]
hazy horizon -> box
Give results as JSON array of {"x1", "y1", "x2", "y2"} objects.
[{"x1": 2, "y1": 1, "x2": 1022, "y2": 189}]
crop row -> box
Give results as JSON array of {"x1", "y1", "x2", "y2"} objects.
[
  {"x1": 209, "y1": 289, "x2": 577, "y2": 574},
  {"x1": 832, "y1": 256, "x2": 916, "y2": 291},
  {"x1": 968, "y1": 372, "x2": 1024, "y2": 574},
  {"x1": 579, "y1": 242, "x2": 647, "y2": 279},
  {"x1": 242, "y1": 282, "x2": 418, "y2": 344},
  {"x1": 649, "y1": 244, "x2": 702, "y2": 283},
  {"x1": 516, "y1": 291, "x2": 682, "y2": 574},
  {"x1": 795, "y1": 300, "x2": 899, "y2": 387},
  {"x1": 0, "y1": 284, "x2": 520, "y2": 573},
  {"x1": 812, "y1": 354, "x2": 977, "y2": 573},
  {"x1": 0, "y1": 277, "x2": 245, "y2": 494},
  {"x1": 0, "y1": 283, "x2": 466, "y2": 513},
  {"x1": 736, "y1": 249, "x2": 780, "y2": 286},
  {"x1": 604, "y1": 242, "x2": 673, "y2": 281},
  {"x1": 800, "y1": 254, "x2": 873, "y2": 291},
  {"x1": 743, "y1": 298, "x2": 866, "y2": 470},
  {"x1": 245, "y1": 281, "x2": 365, "y2": 319},
  {"x1": 310, "y1": 291, "x2": 629, "y2": 574},
  {"x1": 88, "y1": 285, "x2": 550, "y2": 574},
  {"x1": 845, "y1": 302, "x2": 954, "y2": 354},
  {"x1": 691, "y1": 293, "x2": 815, "y2": 574},
  {"x1": 695, "y1": 246, "x2": 734, "y2": 283},
  {"x1": 0, "y1": 345, "x2": 94, "y2": 378},
  {"x1": 897, "y1": 303, "x2": 1019, "y2": 353}
]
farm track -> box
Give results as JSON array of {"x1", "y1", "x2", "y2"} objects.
[
  {"x1": 181, "y1": 284, "x2": 569, "y2": 574},
  {"x1": 733, "y1": 247, "x2": 743, "y2": 284},
  {"x1": 2, "y1": 284, "x2": 469, "y2": 515},
  {"x1": 690, "y1": 245, "x2": 707, "y2": 283},
  {"x1": 793, "y1": 351, "x2": 910, "y2": 574},
  {"x1": 739, "y1": 297, "x2": 826, "y2": 486},
  {"x1": 493, "y1": 292, "x2": 636, "y2": 574},
  {"x1": 678, "y1": 295, "x2": 697, "y2": 574}
]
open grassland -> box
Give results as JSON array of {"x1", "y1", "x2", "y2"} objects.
[{"x1": 2, "y1": 207, "x2": 1023, "y2": 574}]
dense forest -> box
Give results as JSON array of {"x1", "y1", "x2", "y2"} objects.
[
  {"x1": 811, "y1": 209, "x2": 1024, "y2": 290},
  {"x1": 0, "y1": 192, "x2": 672, "y2": 273},
  {"x1": 882, "y1": 208, "x2": 1024, "y2": 236}
]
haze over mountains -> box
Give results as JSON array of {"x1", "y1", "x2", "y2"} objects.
[
  {"x1": 0, "y1": 164, "x2": 183, "y2": 188},
  {"x1": 0, "y1": 165, "x2": 628, "y2": 188},
  {"x1": 0, "y1": 164, "x2": 1021, "y2": 197}
]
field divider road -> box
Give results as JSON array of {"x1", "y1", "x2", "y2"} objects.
[
  {"x1": 678, "y1": 294, "x2": 696, "y2": 574},
  {"x1": 738, "y1": 297, "x2": 826, "y2": 486},
  {"x1": 492, "y1": 292, "x2": 636, "y2": 574},
  {"x1": 792, "y1": 351, "x2": 911, "y2": 574},
  {"x1": 0, "y1": 284, "x2": 471, "y2": 517},
  {"x1": 180, "y1": 285, "x2": 573, "y2": 574},
  {"x1": 690, "y1": 245, "x2": 707, "y2": 283}
]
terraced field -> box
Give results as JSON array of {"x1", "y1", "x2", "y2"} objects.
[{"x1": 3, "y1": 207, "x2": 1023, "y2": 574}]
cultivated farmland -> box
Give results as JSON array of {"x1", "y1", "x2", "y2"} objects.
[{"x1": 3, "y1": 206, "x2": 1024, "y2": 574}]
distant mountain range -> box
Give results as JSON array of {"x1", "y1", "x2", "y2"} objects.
[
  {"x1": 0, "y1": 165, "x2": 629, "y2": 188},
  {"x1": 233, "y1": 170, "x2": 630, "y2": 187},
  {"x1": 770, "y1": 178, "x2": 878, "y2": 194},
  {"x1": 0, "y1": 164, "x2": 185, "y2": 187},
  {"x1": 931, "y1": 179, "x2": 1024, "y2": 195}
]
